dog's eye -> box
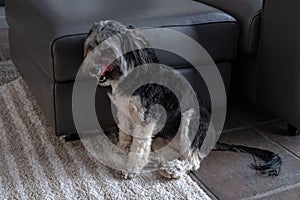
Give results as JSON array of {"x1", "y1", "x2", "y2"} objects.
[{"x1": 89, "y1": 66, "x2": 99, "y2": 75}]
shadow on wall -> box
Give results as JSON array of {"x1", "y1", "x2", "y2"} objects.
[{"x1": 0, "y1": 0, "x2": 4, "y2": 7}]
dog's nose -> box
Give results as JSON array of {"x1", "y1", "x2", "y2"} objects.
[{"x1": 89, "y1": 67, "x2": 99, "y2": 75}]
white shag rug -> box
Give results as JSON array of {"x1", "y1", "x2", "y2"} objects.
[{"x1": 0, "y1": 75, "x2": 211, "y2": 200}]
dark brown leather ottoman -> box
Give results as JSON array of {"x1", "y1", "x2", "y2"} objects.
[{"x1": 6, "y1": 0, "x2": 238, "y2": 136}]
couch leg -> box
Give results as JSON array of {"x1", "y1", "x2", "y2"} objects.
[
  {"x1": 64, "y1": 133, "x2": 80, "y2": 142},
  {"x1": 287, "y1": 124, "x2": 300, "y2": 136}
]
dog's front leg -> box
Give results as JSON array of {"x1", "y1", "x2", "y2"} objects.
[
  {"x1": 118, "y1": 130, "x2": 132, "y2": 150},
  {"x1": 116, "y1": 112, "x2": 133, "y2": 150},
  {"x1": 122, "y1": 122, "x2": 156, "y2": 179},
  {"x1": 110, "y1": 94, "x2": 133, "y2": 150},
  {"x1": 159, "y1": 108, "x2": 202, "y2": 179}
]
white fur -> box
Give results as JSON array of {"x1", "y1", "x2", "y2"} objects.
[
  {"x1": 108, "y1": 87, "x2": 158, "y2": 178},
  {"x1": 158, "y1": 109, "x2": 203, "y2": 179}
]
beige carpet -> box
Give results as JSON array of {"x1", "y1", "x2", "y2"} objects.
[
  {"x1": 0, "y1": 60, "x2": 19, "y2": 86},
  {"x1": 0, "y1": 76, "x2": 211, "y2": 200}
]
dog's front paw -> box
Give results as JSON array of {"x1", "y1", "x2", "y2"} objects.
[
  {"x1": 159, "y1": 160, "x2": 188, "y2": 179},
  {"x1": 117, "y1": 141, "x2": 131, "y2": 151},
  {"x1": 118, "y1": 170, "x2": 137, "y2": 180}
]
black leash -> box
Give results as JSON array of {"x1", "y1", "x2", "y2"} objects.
[{"x1": 214, "y1": 142, "x2": 282, "y2": 176}]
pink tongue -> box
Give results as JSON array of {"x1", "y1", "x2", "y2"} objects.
[{"x1": 100, "y1": 65, "x2": 114, "y2": 76}]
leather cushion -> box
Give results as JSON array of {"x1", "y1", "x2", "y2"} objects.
[
  {"x1": 6, "y1": 0, "x2": 238, "y2": 82},
  {"x1": 197, "y1": 0, "x2": 263, "y2": 55}
]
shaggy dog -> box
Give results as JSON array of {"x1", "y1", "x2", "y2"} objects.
[
  {"x1": 83, "y1": 20, "x2": 208, "y2": 179},
  {"x1": 82, "y1": 20, "x2": 281, "y2": 179}
]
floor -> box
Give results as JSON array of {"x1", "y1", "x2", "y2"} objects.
[
  {"x1": 0, "y1": 6, "x2": 8, "y2": 30},
  {"x1": 0, "y1": 28, "x2": 9, "y2": 61},
  {"x1": 191, "y1": 99, "x2": 300, "y2": 200},
  {"x1": 0, "y1": 7, "x2": 8, "y2": 61},
  {"x1": 1, "y1": 28, "x2": 300, "y2": 200}
]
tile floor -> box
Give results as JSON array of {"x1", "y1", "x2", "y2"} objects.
[
  {"x1": 0, "y1": 6, "x2": 8, "y2": 29},
  {"x1": 191, "y1": 98, "x2": 300, "y2": 200},
  {"x1": 0, "y1": 28, "x2": 9, "y2": 61},
  {"x1": 1, "y1": 28, "x2": 300, "y2": 200}
]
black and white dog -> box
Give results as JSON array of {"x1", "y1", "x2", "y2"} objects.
[{"x1": 82, "y1": 20, "x2": 281, "y2": 179}]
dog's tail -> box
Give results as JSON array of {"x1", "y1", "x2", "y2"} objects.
[{"x1": 213, "y1": 142, "x2": 282, "y2": 176}]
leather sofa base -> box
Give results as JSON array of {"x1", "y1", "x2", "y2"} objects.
[{"x1": 10, "y1": 32, "x2": 232, "y2": 136}]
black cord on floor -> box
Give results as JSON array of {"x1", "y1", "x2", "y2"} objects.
[{"x1": 214, "y1": 142, "x2": 282, "y2": 176}]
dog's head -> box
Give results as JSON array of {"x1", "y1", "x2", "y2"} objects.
[{"x1": 82, "y1": 20, "x2": 158, "y2": 87}]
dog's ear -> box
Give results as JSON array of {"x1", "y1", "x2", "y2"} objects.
[
  {"x1": 84, "y1": 23, "x2": 97, "y2": 58},
  {"x1": 84, "y1": 28, "x2": 94, "y2": 58},
  {"x1": 84, "y1": 22, "x2": 104, "y2": 58}
]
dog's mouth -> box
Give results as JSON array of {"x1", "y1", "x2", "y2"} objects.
[
  {"x1": 98, "y1": 65, "x2": 114, "y2": 83},
  {"x1": 99, "y1": 75, "x2": 107, "y2": 83}
]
